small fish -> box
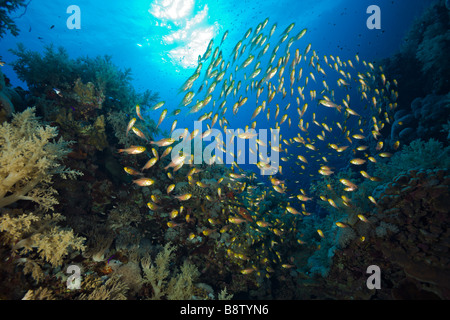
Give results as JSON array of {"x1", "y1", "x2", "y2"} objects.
[
  {"x1": 393, "y1": 140, "x2": 400, "y2": 150},
  {"x1": 133, "y1": 178, "x2": 155, "y2": 186},
  {"x1": 368, "y1": 196, "x2": 378, "y2": 205},
  {"x1": 167, "y1": 184, "x2": 175, "y2": 194},
  {"x1": 150, "y1": 138, "x2": 175, "y2": 147},
  {"x1": 160, "y1": 147, "x2": 172, "y2": 159},
  {"x1": 118, "y1": 146, "x2": 146, "y2": 154},
  {"x1": 240, "y1": 268, "x2": 256, "y2": 275},
  {"x1": 352, "y1": 134, "x2": 365, "y2": 140},
  {"x1": 123, "y1": 167, "x2": 141, "y2": 176},
  {"x1": 256, "y1": 220, "x2": 271, "y2": 228},
  {"x1": 136, "y1": 104, "x2": 144, "y2": 120},
  {"x1": 238, "y1": 131, "x2": 258, "y2": 139},
  {"x1": 360, "y1": 170, "x2": 372, "y2": 179},
  {"x1": 328, "y1": 198, "x2": 338, "y2": 208},
  {"x1": 350, "y1": 158, "x2": 366, "y2": 165},
  {"x1": 297, "y1": 194, "x2": 312, "y2": 201},
  {"x1": 181, "y1": 91, "x2": 195, "y2": 106},
  {"x1": 357, "y1": 214, "x2": 370, "y2": 223},
  {"x1": 220, "y1": 30, "x2": 229, "y2": 46},
  {"x1": 378, "y1": 152, "x2": 392, "y2": 158},
  {"x1": 167, "y1": 221, "x2": 181, "y2": 228},
  {"x1": 196, "y1": 181, "x2": 208, "y2": 188},
  {"x1": 339, "y1": 179, "x2": 358, "y2": 190},
  {"x1": 319, "y1": 99, "x2": 342, "y2": 112},
  {"x1": 202, "y1": 229, "x2": 215, "y2": 236},
  {"x1": 126, "y1": 118, "x2": 137, "y2": 136},
  {"x1": 141, "y1": 157, "x2": 158, "y2": 171},
  {"x1": 317, "y1": 229, "x2": 324, "y2": 238},
  {"x1": 152, "y1": 101, "x2": 165, "y2": 110},
  {"x1": 174, "y1": 193, "x2": 192, "y2": 201},
  {"x1": 286, "y1": 206, "x2": 301, "y2": 214},
  {"x1": 229, "y1": 217, "x2": 247, "y2": 224},
  {"x1": 273, "y1": 185, "x2": 285, "y2": 193},
  {"x1": 169, "y1": 209, "x2": 179, "y2": 219},
  {"x1": 156, "y1": 109, "x2": 167, "y2": 129},
  {"x1": 147, "y1": 201, "x2": 160, "y2": 210},
  {"x1": 131, "y1": 127, "x2": 147, "y2": 141},
  {"x1": 164, "y1": 154, "x2": 187, "y2": 170},
  {"x1": 53, "y1": 88, "x2": 63, "y2": 97}
]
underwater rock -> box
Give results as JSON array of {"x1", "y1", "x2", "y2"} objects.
[
  {"x1": 399, "y1": 127, "x2": 414, "y2": 140},
  {"x1": 102, "y1": 147, "x2": 131, "y2": 184},
  {"x1": 114, "y1": 261, "x2": 143, "y2": 296},
  {"x1": 376, "y1": 168, "x2": 450, "y2": 298},
  {"x1": 394, "y1": 109, "x2": 409, "y2": 120},
  {"x1": 0, "y1": 69, "x2": 15, "y2": 117},
  {"x1": 411, "y1": 93, "x2": 450, "y2": 143}
]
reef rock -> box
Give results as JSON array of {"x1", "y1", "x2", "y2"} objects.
[
  {"x1": 391, "y1": 93, "x2": 450, "y2": 144},
  {"x1": 0, "y1": 69, "x2": 15, "y2": 117}
]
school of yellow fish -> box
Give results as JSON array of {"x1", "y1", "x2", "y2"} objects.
[{"x1": 121, "y1": 17, "x2": 398, "y2": 278}]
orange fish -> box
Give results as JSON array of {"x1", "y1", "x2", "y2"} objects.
[{"x1": 118, "y1": 146, "x2": 146, "y2": 154}]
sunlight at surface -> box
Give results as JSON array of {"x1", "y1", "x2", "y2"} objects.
[
  {"x1": 148, "y1": 0, "x2": 218, "y2": 68},
  {"x1": 149, "y1": 0, "x2": 194, "y2": 21}
]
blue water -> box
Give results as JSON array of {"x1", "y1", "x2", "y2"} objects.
[
  {"x1": 1, "y1": 0, "x2": 432, "y2": 107},
  {"x1": 0, "y1": 0, "x2": 435, "y2": 212},
  {"x1": 0, "y1": 0, "x2": 443, "y2": 300}
]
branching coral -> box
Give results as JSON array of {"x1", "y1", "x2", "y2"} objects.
[
  {"x1": 400, "y1": 0, "x2": 450, "y2": 95},
  {"x1": 141, "y1": 242, "x2": 200, "y2": 300},
  {"x1": 0, "y1": 107, "x2": 83, "y2": 210},
  {"x1": 0, "y1": 0, "x2": 27, "y2": 38},
  {"x1": 0, "y1": 210, "x2": 86, "y2": 282},
  {"x1": 77, "y1": 275, "x2": 129, "y2": 300},
  {"x1": 373, "y1": 138, "x2": 450, "y2": 182},
  {"x1": 9, "y1": 44, "x2": 159, "y2": 112}
]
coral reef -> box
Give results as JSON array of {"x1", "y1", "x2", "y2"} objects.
[
  {"x1": 382, "y1": 0, "x2": 450, "y2": 146},
  {"x1": 141, "y1": 242, "x2": 200, "y2": 300},
  {"x1": 9, "y1": 44, "x2": 159, "y2": 112},
  {"x1": 0, "y1": 209, "x2": 86, "y2": 283},
  {"x1": 0, "y1": 107, "x2": 83, "y2": 210},
  {"x1": 384, "y1": 0, "x2": 450, "y2": 100},
  {"x1": 0, "y1": 0, "x2": 27, "y2": 38},
  {"x1": 1, "y1": 2, "x2": 448, "y2": 301},
  {"x1": 323, "y1": 168, "x2": 450, "y2": 300},
  {"x1": 76, "y1": 275, "x2": 129, "y2": 300},
  {"x1": 373, "y1": 138, "x2": 450, "y2": 181},
  {"x1": 375, "y1": 168, "x2": 449, "y2": 299},
  {"x1": 390, "y1": 94, "x2": 450, "y2": 144},
  {"x1": 0, "y1": 68, "x2": 15, "y2": 117}
]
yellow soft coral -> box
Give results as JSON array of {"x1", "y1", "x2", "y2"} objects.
[
  {"x1": 141, "y1": 242, "x2": 200, "y2": 300},
  {"x1": 0, "y1": 107, "x2": 82, "y2": 210},
  {"x1": 0, "y1": 210, "x2": 86, "y2": 282}
]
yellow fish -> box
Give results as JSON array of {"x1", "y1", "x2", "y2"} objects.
[
  {"x1": 350, "y1": 158, "x2": 366, "y2": 165},
  {"x1": 133, "y1": 178, "x2": 155, "y2": 187},
  {"x1": 156, "y1": 109, "x2": 167, "y2": 129},
  {"x1": 174, "y1": 193, "x2": 192, "y2": 201},
  {"x1": 118, "y1": 146, "x2": 145, "y2": 154}
]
